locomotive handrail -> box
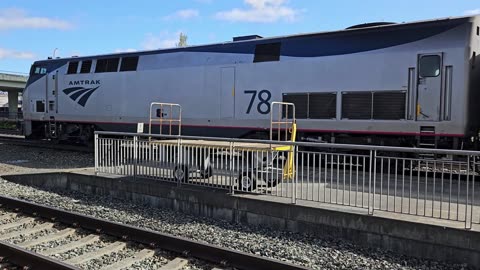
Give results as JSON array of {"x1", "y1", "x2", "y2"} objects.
[
  {"x1": 269, "y1": 102, "x2": 296, "y2": 180},
  {"x1": 148, "y1": 102, "x2": 182, "y2": 136},
  {"x1": 270, "y1": 101, "x2": 296, "y2": 142}
]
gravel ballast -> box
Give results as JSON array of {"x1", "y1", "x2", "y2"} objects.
[{"x1": 0, "y1": 142, "x2": 473, "y2": 270}]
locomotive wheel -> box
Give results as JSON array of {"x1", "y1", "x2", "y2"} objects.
[
  {"x1": 238, "y1": 171, "x2": 256, "y2": 191},
  {"x1": 200, "y1": 165, "x2": 213, "y2": 179},
  {"x1": 173, "y1": 165, "x2": 189, "y2": 182}
]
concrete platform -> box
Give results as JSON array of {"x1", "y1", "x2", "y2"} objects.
[
  {"x1": 2, "y1": 168, "x2": 480, "y2": 268},
  {"x1": 102, "y1": 162, "x2": 480, "y2": 224}
]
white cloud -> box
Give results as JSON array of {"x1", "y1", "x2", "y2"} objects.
[
  {"x1": 141, "y1": 32, "x2": 181, "y2": 50},
  {"x1": 464, "y1": 9, "x2": 480, "y2": 15},
  {"x1": 0, "y1": 48, "x2": 35, "y2": 59},
  {"x1": 112, "y1": 32, "x2": 185, "y2": 52},
  {"x1": 215, "y1": 0, "x2": 299, "y2": 23},
  {"x1": 0, "y1": 8, "x2": 72, "y2": 30},
  {"x1": 163, "y1": 9, "x2": 199, "y2": 20}
]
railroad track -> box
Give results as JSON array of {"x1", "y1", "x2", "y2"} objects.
[
  {"x1": 0, "y1": 128, "x2": 22, "y2": 136},
  {"x1": 0, "y1": 195, "x2": 307, "y2": 270},
  {"x1": 0, "y1": 135, "x2": 92, "y2": 153}
]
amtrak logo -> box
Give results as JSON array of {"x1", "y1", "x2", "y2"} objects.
[{"x1": 63, "y1": 86, "x2": 99, "y2": 107}]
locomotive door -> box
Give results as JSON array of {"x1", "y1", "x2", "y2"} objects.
[
  {"x1": 220, "y1": 67, "x2": 235, "y2": 118},
  {"x1": 45, "y1": 70, "x2": 58, "y2": 114},
  {"x1": 30, "y1": 66, "x2": 47, "y2": 116},
  {"x1": 416, "y1": 53, "x2": 442, "y2": 121}
]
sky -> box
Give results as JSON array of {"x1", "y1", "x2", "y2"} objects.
[{"x1": 0, "y1": 0, "x2": 479, "y2": 74}]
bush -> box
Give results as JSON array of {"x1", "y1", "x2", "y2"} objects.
[{"x1": 0, "y1": 121, "x2": 17, "y2": 130}]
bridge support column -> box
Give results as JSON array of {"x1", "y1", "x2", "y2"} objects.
[{"x1": 7, "y1": 90, "x2": 19, "y2": 119}]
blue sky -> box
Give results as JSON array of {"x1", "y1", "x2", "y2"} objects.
[{"x1": 0, "y1": 0, "x2": 479, "y2": 73}]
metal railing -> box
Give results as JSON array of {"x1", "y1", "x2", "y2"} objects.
[
  {"x1": 0, "y1": 70, "x2": 29, "y2": 76},
  {"x1": 148, "y1": 102, "x2": 182, "y2": 136},
  {"x1": 95, "y1": 131, "x2": 480, "y2": 229}
]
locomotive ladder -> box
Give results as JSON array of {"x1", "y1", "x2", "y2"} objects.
[
  {"x1": 48, "y1": 116, "x2": 57, "y2": 139},
  {"x1": 418, "y1": 126, "x2": 437, "y2": 159}
]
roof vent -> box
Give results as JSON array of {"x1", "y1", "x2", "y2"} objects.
[
  {"x1": 346, "y1": 22, "x2": 396, "y2": 29},
  {"x1": 233, "y1": 35, "x2": 263, "y2": 42}
]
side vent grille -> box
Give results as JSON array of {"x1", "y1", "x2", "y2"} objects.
[
  {"x1": 342, "y1": 92, "x2": 372, "y2": 119},
  {"x1": 372, "y1": 92, "x2": 406, "y2": 120},
  {"x1": 342, "y1": 91, "x2": 406, "y2": 120},
  {"x1": 309, "y1": 93, "x2": 336, "y2": 119},
  {"x1": 282, "y1": 93, "x2": 308, "y2": 119},
  {"x1": 282, "y1": 92, "x2": 337, "y2": 119}
]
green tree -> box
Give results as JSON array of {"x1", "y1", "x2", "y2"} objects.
[{"x1": 176, "y1": 32, "x2": 188, "y2": 47}]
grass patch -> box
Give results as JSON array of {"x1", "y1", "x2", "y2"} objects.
[{"x1": 0, "y1": 121, "x2": 17, "y2": 130}]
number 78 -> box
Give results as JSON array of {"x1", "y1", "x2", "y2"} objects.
[{"x1": 244, "y1": 90, "x2": 271, "y2": 114}]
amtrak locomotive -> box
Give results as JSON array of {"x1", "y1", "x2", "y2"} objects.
[{"x1": 23, "y1": 15, "x2": 480, "y2": 149}]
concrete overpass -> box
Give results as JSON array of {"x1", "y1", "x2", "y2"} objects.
[{"x1": 0, "y1": 72, "x2": 28, "y2": 120}]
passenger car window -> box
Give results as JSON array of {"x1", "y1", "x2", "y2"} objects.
[{"x1": 419, "y1": 55, "x2": 440, "y2": 77}]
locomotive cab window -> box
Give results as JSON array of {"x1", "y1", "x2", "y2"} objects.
[
  {"x1": 30, "y1": 66, "x2": 47, "y2": 75},
  {"x1": 419, "y1": 55, "x2": 440, "y2": 77},
  {"x1": 67, "y1": 61, "x2": 79, "y2": 74},
  {"x1": 253, "y1": 43, "x2": 281, "y2": 63}
]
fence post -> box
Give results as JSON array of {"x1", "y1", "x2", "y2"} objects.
[
  {"x1": 230, "y1": 141, "x2": 235, "y2": 195},
  {"x1": 466, "y1": 155, "x2": 472, "y2": 230},
  {"x1": 177, "y1": 138, "x2": 181, "y2": 187},
  {"x1": 133, "y1": 136, "x2": 138, "y2": 180},
  {"x1": 368, "y1": 150, "x2": 374, "y2": 215},
  {"x1": 292, "y1": 145, "x2": 298, "y2": 204},
  {"x1": 471, "y1": 155, "x2": 476, "y2": 229},
  {"x1": 94, "y1": 133, "x2": 99, "y2": 175}
]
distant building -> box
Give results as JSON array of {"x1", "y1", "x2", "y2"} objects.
[
  {"x1": 0, "y1": 91, "x2": 22, "y2": 113},
  {"x1": 0, "y1": 92, "x2": 7, "y2": 108}
]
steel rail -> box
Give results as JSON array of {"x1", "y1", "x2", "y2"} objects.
[
  {"x1": 0, "y1": 195, "x2": 309, "y2": 270},
  {"x1": 0, "y1": 128, "x2": 21, "y2": 135},
  {"x1": 0, "y1": 136, "x2": 92, "y2": 153},
  {"x1": 0, "y1": 240, "x2": 80, "y2": 270}
]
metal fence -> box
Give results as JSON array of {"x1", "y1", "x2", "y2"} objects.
[{"x1": 95, "y1": 131, "x2": 480, "y2": 229}]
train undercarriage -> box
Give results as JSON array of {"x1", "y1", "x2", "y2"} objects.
[
  {"x1": 25, "y1": 120, "x2": 479, "y2": 153},
  {"x1": 29, "y1": 121, "x2": 95, "y2": 145}
]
